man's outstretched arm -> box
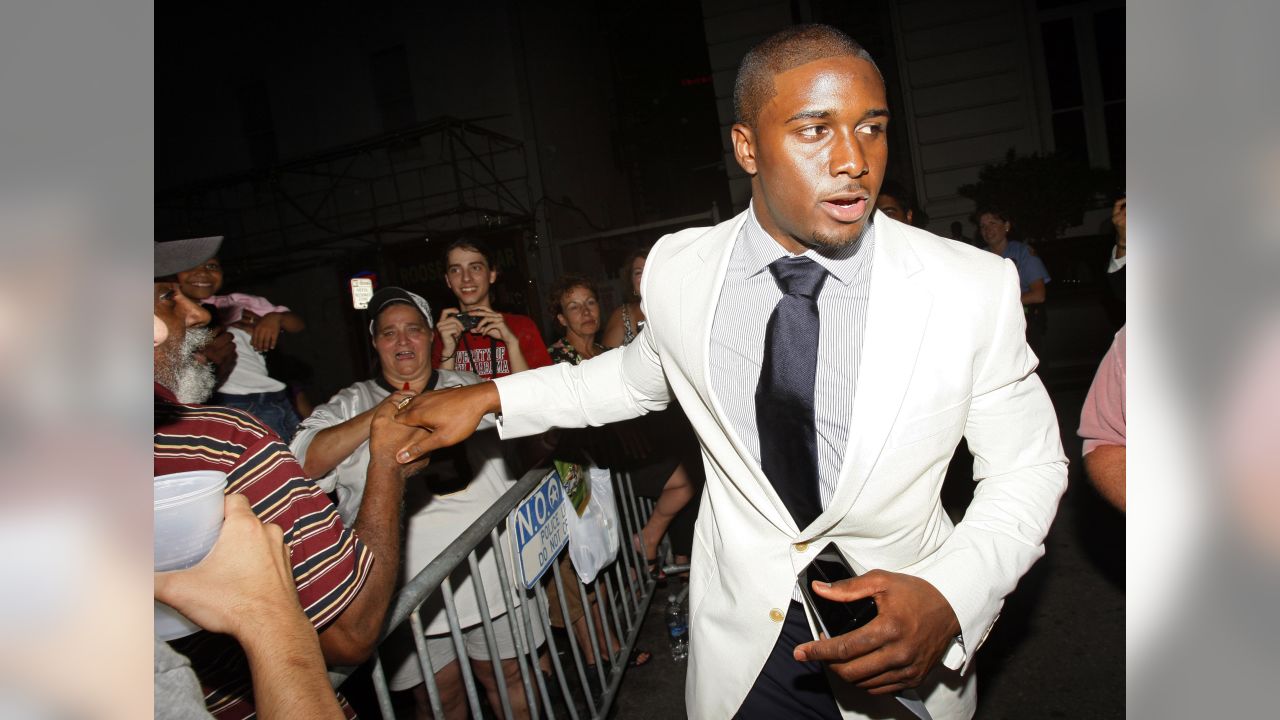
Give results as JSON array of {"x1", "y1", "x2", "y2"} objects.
[{"x1": 395, "y1": 323, "x2": 669, "y2": 464}]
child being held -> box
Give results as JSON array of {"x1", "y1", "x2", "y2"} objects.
[{"x1": 177, "y1": 254, "x2": 307, "y2": 441}]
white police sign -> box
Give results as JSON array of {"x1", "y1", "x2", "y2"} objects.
[{"x1": 508, "y1": 467, "x2": 571, "y2": 590}]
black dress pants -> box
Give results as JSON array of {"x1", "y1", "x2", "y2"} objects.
[{"x1": 734, "y1": 601, "x2": 842, "y2": 720}]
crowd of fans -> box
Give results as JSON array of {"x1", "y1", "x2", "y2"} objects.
[
  {"x1": 153, "y1": 234, "x2": 701, "y2": 718},
  {"x1": 155, "y1": 188, "x2": 1124, "y2": 717}
]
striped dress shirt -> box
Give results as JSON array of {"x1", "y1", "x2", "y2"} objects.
[{"x1": 709, "y1": 206, "x2": 875, "y2": 520}]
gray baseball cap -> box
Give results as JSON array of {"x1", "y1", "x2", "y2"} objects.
[
  {"x1": 366, "y1": 287, "x2": 435, "y2": 335},
  {"x1": 154, "y1": 236, "x2": 223, "y2": 278}
]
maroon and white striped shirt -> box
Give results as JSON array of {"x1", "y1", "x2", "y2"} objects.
[{"x1": 154, "y1": 384, "x2": 371, "y2": 719}]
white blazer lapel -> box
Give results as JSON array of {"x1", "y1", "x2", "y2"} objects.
[
  {"x1": 676, "y1": 213, "x2": 799, "y2": 535},
  {"x1": 814, "y1": 221, "x2": 932, "y2": 531}
]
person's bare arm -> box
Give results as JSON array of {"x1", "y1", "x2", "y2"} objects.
[
  {"x1": 299, "y1": 391, "x2": 414, "y2": 479},
  {"x1": 234, "y1": 310, "x2": 305, "y2": 352},
  {"x1": 276, "y1": 311, "x2": 306, "y2": 333},
  {"x1": 1021, "y1": 279, "x2": 1046, "y2": 305},
  {"x1": 1084, "y1": 445, "x2": 1126, "y2": 511},
  {"x1": 436, "y1": 309, "x2": 463, "y2": 370},
  {"x1": 500, "y1": 330, "x2": 530, "y2": 373},
  {"x1": 154, "y1": 495, "x2": 345, "y2": 720},
  {"x1": 315, "y1": 401, "x2": 423, "y2": 664}
]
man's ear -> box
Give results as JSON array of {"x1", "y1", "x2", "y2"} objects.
[
  {"x1": 731, "y1": 123, "x2": 758, "y2": 176},
  {"x1": 906, "y1": 209, "x2": 914, "y2": 225}
]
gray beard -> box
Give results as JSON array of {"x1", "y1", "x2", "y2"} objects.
[{"x1": 157, "y1": 327, "x2": 217, "y2": 404}]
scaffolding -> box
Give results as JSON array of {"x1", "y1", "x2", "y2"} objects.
[{"x1": 156, "y1": 116, "x2": 535, "y2": 280}]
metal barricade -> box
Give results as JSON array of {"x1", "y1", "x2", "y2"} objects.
[{"x1": 336, "y1": 466, "x2": 660, "y2": 719}]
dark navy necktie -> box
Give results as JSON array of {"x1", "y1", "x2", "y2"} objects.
[{"x1": 755, "y1": 256, "x2": 828, "y2": 528}]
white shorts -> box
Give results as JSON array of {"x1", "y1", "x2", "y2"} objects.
[{"x1": 384, "y1": 610, "x2": 546, "y2": 692}]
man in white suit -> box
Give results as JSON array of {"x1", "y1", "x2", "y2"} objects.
[{"x1": 390, "y1": 25, "x2": 1067, "y2": 720}]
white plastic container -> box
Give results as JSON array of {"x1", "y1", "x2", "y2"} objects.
[{"x1": 154, "y1": 470, "x2": 227, "y2": 640}]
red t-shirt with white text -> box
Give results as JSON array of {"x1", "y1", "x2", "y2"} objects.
[{"x1": 431, "y1": 312, "x2": 552, "y2": 379}]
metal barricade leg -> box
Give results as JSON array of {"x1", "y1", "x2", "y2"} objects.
[
  {"x1": 550, "y1": 558, "x2": 599, "y2": 717},
  {"x1": 574, "y1": 573, "x2": 609, "y2": 689},
  {"x1": 466, "y1": 550, "x2": 517, "y2": 720},
  {"x1": 599, "y1": 573, "x2": 627, "y2": 663},
  {"x1": 410, "y1": 609, "x2": 447, "y2": 720},
  {"x1": 614, "y1": 471, "x2": 649, "y2": 604},
  {"x1": 488, "y1": 528, "x2": 545, "y2": 720},
  {"x1": 440, "y1": 577, "x2": 485, "y2": 718},
  {"x1": 535, "y1": 583, "x2": 581, "y2": 720},
  {"x1": 370, "y1": 654, "x2": 397, "y2": 720}
]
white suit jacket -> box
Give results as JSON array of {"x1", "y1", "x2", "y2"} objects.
[{"x1": 495, "y1": 212, "x2": 1068, "y2": 719}]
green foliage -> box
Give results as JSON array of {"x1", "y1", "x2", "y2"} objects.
[{"x1": 958, "y1": 149, "x2": 1117, "y2": 242}]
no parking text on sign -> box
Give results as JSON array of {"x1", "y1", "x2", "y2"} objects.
[{"x1": 508, "y1": 468, "x2": 571, "y2": 590}]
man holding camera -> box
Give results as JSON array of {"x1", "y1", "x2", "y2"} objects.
[{"x1": 433, "y1": 237, "x2": 552, "y2": 380}]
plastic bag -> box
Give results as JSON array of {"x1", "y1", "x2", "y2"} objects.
[{"x1": 564, "y1": 465, "x2": 620, "y2": 584}]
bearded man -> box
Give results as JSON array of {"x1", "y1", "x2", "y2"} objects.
[{"x1": 154, "y1": 237, "x2": 413, "y2": 718}]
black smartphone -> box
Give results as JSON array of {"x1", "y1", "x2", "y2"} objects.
[{"x1": 799, "y1": 542, "x2": 878, "y2": 638}]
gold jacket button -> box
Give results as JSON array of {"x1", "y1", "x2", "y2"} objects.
[
  {"x1": 769, "y1": 608, "x2": 784, "y2": 623},
  {"x1": 794, "y1": 541, "x2": 808, "y2": 552}
]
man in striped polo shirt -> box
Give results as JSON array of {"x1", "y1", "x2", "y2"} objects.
[{"x1": 154, "y1": 237, "x2": 417, "y2": 718}]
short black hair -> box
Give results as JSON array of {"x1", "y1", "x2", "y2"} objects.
[
  {"x1": 548, "y1": 274, "x2": 597, "y2": 316},
  {"x1": 733, "y1": 24, "x2": 879, "y2": 127},
  {"x1": 975, "y1": 206, "x2": 1011, "y2": 224},
  {"x1": 444, "y1": 236, "x2": 498, "y2": 271}
]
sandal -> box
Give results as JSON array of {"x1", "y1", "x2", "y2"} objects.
[{"x1": 632, "y1": 534, "x2": 668, "y2": 588}]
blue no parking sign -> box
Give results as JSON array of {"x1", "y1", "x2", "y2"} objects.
[{"x1": 508, "y1": 468, "x2": 572, "y2": 590}]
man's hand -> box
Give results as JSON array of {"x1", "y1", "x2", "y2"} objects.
[
  {"x1": 369, "y1": 396, "x2": 429, "y2": 476},
  {"x1": 794, "y1": 570, "x2": 961, "y2": 695},
  {"x1": 393, "y1": 383, "x2": 501, "y2": 463},
  {"x1": 436, "y1": 308, "x2": 464, "y2": 360},
  {"x1": 154, "y1": 494, "x2": 300, "y2": 638},
  {"x1": 465, "y1": 306, "x2": 517, "y2": 344},
  {"x1": 198, "y1": 325, "x2": 238, "y2": 387}
]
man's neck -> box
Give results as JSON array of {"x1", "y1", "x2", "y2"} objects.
[{"x1": 460, "y1": 296, "x2": 491, "y2": 312}]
